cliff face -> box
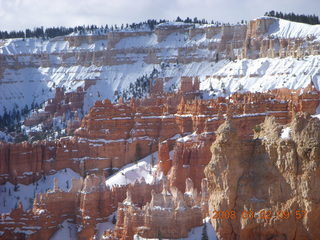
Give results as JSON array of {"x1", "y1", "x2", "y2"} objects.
[
  {"x1": 1, "y1": 17, "x2": 320, "y2": 117},
  {"x1": 1, "y1": 84, "x2": 319, "y2": 185},
  {"x1": 2, "y1": 18, "x2": 318, "y2": 70},
  {"x1": 0, "y1": 84, "x2": 319, "y2": 239},
  {"x1": 205, "y1": 113, "x2": 320, "y2": 240}
]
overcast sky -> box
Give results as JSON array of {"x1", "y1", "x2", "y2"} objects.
[{"x1": 0, "y1": 0, "x2": 319, "y2": 31}]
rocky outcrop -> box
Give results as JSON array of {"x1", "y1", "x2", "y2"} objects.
[
  {"x1": 167, "y1": 132, "x2": 213, "y2": 192},
  {"x1": 0, "y1": 174, "x2": 160, "y2": 240},
  {"x1": 1, "y1": 85, "x2": 319, "y2": 185},
  {"x1": 113, "y1": 177, "x2": 208, "y2": 240},
  {"x1": 205, "y1": 113, "x2": 320, "y2": 239},
  {"x1": 0, "y1": 85, "x2": 319, "y2": 239},
  {"x1": 23, "y1": 86, "x2": 85, "y2": 137}
]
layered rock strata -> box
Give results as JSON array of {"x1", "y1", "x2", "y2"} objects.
[{"x1": 1, "y1": 85, "x2": 319, "y2": 185}]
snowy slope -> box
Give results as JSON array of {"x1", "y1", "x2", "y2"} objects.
[
  {"x1": 267, "y1": 17, "x2": 320, "y2": 40},
  {"x1": 1, "y1": 18, "x2": 320, "y2": 117},
  {"x1": 95, "y1": 212, "x2": 116, "y2": 240},
  {"x1": 50, "y1": 219, "x2": 78, "y2": 240},
  {"x1": 105, "y1": 151, "x2": 164, "y2": 188},
  {"x1": 2, "y1": 55, "x2": 320, "y2": 116},
  {"x1": 202, "y1": 56, "x2": 320, "y2": 97},
  {"x1": 0, "y1": 168, "x2": 81, "y2": 214}
]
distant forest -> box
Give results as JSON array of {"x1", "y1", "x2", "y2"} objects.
[
  {"x1": 0, "y1": 17, "x2": 213, "y2": 40},
  {"x1": 0, "y1": 16, "x2": 242, "y2": 40},
  {"x1": 265, "y1": 11, "x2": 319, "y2": 25}
]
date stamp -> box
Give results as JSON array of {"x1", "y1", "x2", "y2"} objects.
[{"x1": 212, "y1": 210, "x2": 307, "y2": 220}]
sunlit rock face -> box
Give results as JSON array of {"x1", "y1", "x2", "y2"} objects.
[{"x1": 205, "y1": 113, "x2": 320, "y2": 240}]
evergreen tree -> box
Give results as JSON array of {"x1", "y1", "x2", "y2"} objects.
[
  {"x1": 135, "y1": 143, "x2": 142, "y2": 163},
  {"x1": 112, "y1": 215, "x2": 117, "y2": 224},
  {"x1": 176, "y1": 16, "x2": 183, "y2": 22},
  {"x1": 265, "y1": 10, "x2": 319, "y2": 25},
  {"x1": 108, "y1": 162, "x2": 114, "y2": 176}
]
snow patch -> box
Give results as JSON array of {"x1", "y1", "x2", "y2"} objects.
[
  {"x1": 50, "y1": 219, "x2": 78, "y2": 240},
  {"x1": 280, "y1": 127, "x2": 291, "y2": 140},
  {"x1": 95, "y1": 212, "x2": 117, "y2": 240},
  {"x1": 105, "y1": 151, "x2": 167, "y2": 188},
  {"x1": 177, "y1": 132, "x2": 198, "y2": 143}
]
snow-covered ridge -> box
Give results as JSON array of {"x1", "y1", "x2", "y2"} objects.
[
  {"x1": 1, "y1": 16, "x2": 320, "y2": 118},
  {"x1": 268, "y1": 17, "x2": 320, "y2": 40}
]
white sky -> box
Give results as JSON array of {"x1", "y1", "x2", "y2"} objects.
[{"x1": 0, "y1": 0, "x2": 319, "y2": 31}]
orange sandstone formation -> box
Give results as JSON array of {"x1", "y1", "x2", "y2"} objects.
[{"x1": 205, "y1": 113, "x2": 320, "y2": 240}]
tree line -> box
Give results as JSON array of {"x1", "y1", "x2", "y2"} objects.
[
  {"x1": 0, "y1": 16, "x2": 232, "y2": 40},
  {"x1": 265, "y1": 11, "x2": 319, "y2": 25}
]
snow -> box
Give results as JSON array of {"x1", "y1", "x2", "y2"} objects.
[
  {"x1": 1, "y1": 18, "x2": 320, "y2": 122},
  {"x1": 0, "y1": 168, "x2": 81, "y2": 214},
  {"x1": 268, "y1": 17, "x2": 320, "y2": 41},
  {"x1": 133, "y1": 217, "x2": 217, "y2": 240},
  {"x1": 202, "y1": 56, "x2": 320, "y2": 97},
  {"x1": 50, "y1": 219, "x2": 78, "y2": 240},
  {"x1": 280, "y1": 127, "x2": 291, "y2": 139},
  {"x1": 95, "y1": 212, "x2": 117, "y2": 240},
  {"x1": 105, "y1": 151, "x2": 165, "y2": 188},
  {"x1": 115, "y1": 34, "x2": 157, "y2": 49},
  {"x1": 177, "y1": 132, "x2": 198, "y2": 143}
]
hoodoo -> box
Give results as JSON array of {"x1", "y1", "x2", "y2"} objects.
[{"x1": 1, "y1": 12, "x2": 320, "y2": 240}]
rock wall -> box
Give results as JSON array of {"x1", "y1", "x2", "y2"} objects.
[
  {"x1": 205, "y1": 113, "x2": 320, "y2": 240},
  {"x1": 1, "y1": 18, "x2": 319, "y2": 75},
  {"x1": 0, "y1": 85, "x2": 319, "y2": 239},
  {"x1": 1, "y1": 85, "x2": 319, "y2": 185}
]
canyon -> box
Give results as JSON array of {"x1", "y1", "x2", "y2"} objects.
[
  {"x1": 0, "y1": 16, "x2": 320, "y2": 240},
  {"x1": 205, "y1": 112, "x2": 320, "y2": 239}
]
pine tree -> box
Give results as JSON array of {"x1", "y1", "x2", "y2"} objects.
[
  {"x1": 135, "y1": 143, "x2": 142, "y2": 163},
  {"x1": 108, "y1": 162, "x2": 114, "y2": 176},
  {"x1": 14, "y1": 184, "x2": 20, "y2": 192},
  {"x1": 112, "y1": 215, "x2": 116, "y2": 224}
]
